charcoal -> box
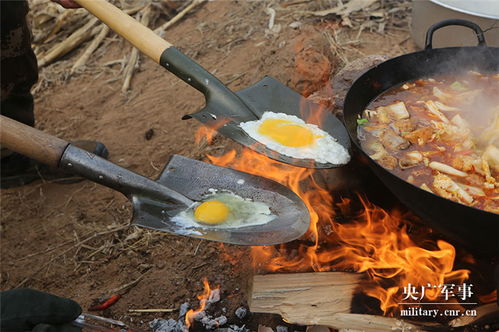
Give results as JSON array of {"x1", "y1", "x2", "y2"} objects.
[
  {"x1": 179, "y1": 302, "x2": 190, "y2": 318},
  {"x1": 235, "y1": 307, "x2": 247, "y2": 319},
  {"x1": 276, "y1": 326, "x2": 288, "y2": 332},
  {"x1": 149, "y1": 318, "x2": 185, "y2": 332}
]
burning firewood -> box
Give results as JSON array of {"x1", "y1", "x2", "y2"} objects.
[
  {"x1": 250, "y1": 272, "x2": 437, "y2": 332},
  {"x1": 249, "y1": 272, "x2": 360, "y2": 325}
]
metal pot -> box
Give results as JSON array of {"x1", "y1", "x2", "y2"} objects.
[
  {"x1": 411, "y1": 0, "x2": 499, "y2": 48},
  {"x1": 343, "y1": 19, "x2": 499, "y2": 257}
]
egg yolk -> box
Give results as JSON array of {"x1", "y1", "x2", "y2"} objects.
[
  {"x1": 258, "y1": 119, "x2": 316, "y2": 147},
  {"x1": 194, "y1": 200, "x2": 229, "y2": 224}
]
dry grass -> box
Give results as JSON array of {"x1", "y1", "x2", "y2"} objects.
[{"x1": 29, "y1": 0, "x2": 204, "y2": 94}]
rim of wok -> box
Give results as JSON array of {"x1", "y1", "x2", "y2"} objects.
[{"x1": 343, "y1": 46, "x2": 499, "y2": 217}]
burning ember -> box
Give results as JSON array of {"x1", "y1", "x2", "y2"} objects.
[
  {"x1": 196, "y1": 126, "x2": 474, "y2": 316},
  {"x1": 185, "y1": 278, "x2": 222, "y2": 329}
]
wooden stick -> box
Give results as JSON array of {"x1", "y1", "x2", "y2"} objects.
[
  {"x1": 153, "y1": 0, "x2": 205, "y2": 34},
  {"x1": 122, "y1": 5, "x2": 154, "y2": 93},
  {"x1": 301, "y1": 0, "x2": 376, "y2": 17},
  {"x1": 71, "y1": 24, "x2": 109, "y2": 73},
  {"x1": 43, "y1": 10, "x2": 76, "y2": 43},
  {"x1": 107, "y1": 272, "x2": 147, "y2": 295},
  {"x1": 38, "y1": 17, "x2": 99, "y2": 67},
  {"x1": 128, "y1": 308, "x2": 176, "y2": 313}
]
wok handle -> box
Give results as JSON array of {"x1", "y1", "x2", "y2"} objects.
[
  {"x1": 0, "y1": 115, "x2": 69, "y2": 168},
  {"x1": 425, "y1": 19, "x2": 487, "y2": 50}
]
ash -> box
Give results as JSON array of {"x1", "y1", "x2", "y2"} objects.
[
  {"x1": 150, "y1": 318, "x2": 186, "y2": 332},
  {"x1": 235, "y1": 307, "x2": 247, "y2": 319},
  {"x1": 150, "y1": 289, "x2": 254, "y2": 332},
  {"x1": 215, "y1": 325, "x2": 251, "y2": 332}
]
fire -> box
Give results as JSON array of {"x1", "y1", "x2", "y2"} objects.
[
  {"x1": 185, "y1": 278, "x2": 220, "y2": 329},
  {"x1": 197, "y1": 126, "x2": 471, "y2": 316},
  {"x1": 194, "y1": 119, "x2": 231, "y2": 145}
]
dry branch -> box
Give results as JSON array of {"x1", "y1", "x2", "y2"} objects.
[
  {"x1": 153, "y1": 0, "x2": 205, "y2": 34},
  {"x1": 38, "y1": 17, "x2": 99, "y2": 67},
  {"x1": 107, "y1": 272, "x2": 147, "y2": 295},
  {"x1": 43, "y1": 10, "x2": 75, "y2": 43},
  {"x1": 302, "y1": 0, "x2": 377, "y2": 17},
  {"x1": 122, "y1": 5, "x2": 154, "y2": 93},
  {"x1": 71, "y1": 24, "x2": 109, "y2": 73}
]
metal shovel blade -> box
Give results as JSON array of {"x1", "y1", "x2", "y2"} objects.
[
  {"x1": 183, "y1": 76, "x2": 351, "y2": 168},
  {"x1": 131, "y1": 155, "x2": 310, "y2": 246}
]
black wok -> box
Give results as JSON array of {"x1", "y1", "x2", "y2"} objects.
[{"x1": 343, "y1": 19, "x2": 499, "y2": 256}]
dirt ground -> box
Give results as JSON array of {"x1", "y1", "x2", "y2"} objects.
[{"x1": 1, "y1": 0, "x2": 417, "y2": 330}]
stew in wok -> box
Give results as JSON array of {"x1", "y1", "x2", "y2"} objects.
[{"x1": 358, "y1": 71, "x2": 499, "y2": 214}]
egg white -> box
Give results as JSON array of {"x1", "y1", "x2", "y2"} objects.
[
  {"x1": 240, "y1": 112, "x2": 350, "y2": 165},
  {"x1": 171, "y1": 190, "x2": 275, "y2": 229}
]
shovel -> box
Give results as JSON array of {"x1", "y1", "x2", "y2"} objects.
[
  {"x1": 74, "y1": 0, "x2": 350, "y2": 169},
  {"x1": 0, "y1": 115, "x2": 310, "y2": 245}
]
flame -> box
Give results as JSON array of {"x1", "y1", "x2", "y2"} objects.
[
  {"x1": 185, "y1": 278, "x2": 219, "y2": 329},
  {"x1": 196, "y1": 123, "x2": 471, "y2": 315},
  {"x1": 195, "y1": 119, "x2": 231, "y2": 145}
]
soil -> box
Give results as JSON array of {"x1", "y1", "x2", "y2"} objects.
[{"x1": 1, "y1": 1, "x2": 417, "y2": 330}]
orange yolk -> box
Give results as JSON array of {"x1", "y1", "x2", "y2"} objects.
[
  {"x1": 194, "y1": 200, "x2": 229, "y2": 224},
  {"x1": 257, "y1": 119, "x2": 316, "y2": 147}
]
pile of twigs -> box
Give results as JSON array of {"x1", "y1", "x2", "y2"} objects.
[{"x1": 28, "y1": 0, "x2": 205, "y2": 93}]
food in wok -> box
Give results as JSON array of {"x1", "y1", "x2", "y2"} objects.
[{"x1": 357, "y1": 71, "x2": 499, "y2": 214}]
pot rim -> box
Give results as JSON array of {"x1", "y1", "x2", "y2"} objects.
[{"x1": 430, "y1": 0, "x2": 499, "y2": 20}]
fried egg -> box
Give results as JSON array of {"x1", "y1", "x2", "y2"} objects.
[
  {"x1": 240, "y1": 112, "x2": 350, "y2": 164},
  {"x1": 172, "y1": 190, "x2": 275, "y2": 229}
]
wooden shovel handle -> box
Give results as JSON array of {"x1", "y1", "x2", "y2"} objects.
[
  {"x1": 0, "y1": 115, "x2": 68, "y2": 168},
  {"x1": 75, "y1": 0, "x2": 172, "y2": 64}
]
